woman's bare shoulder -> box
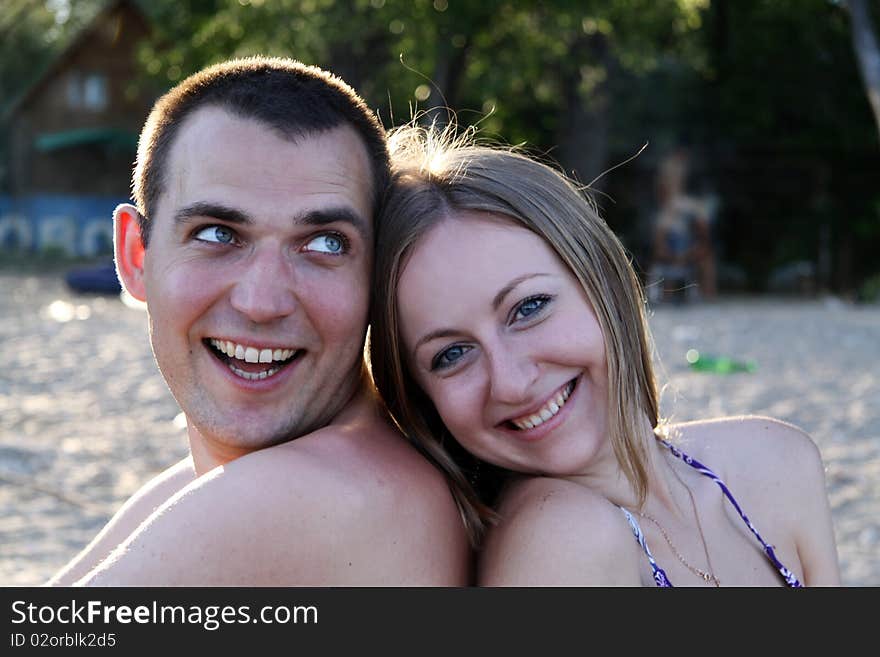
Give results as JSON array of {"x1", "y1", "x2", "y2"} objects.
[
  {"x1": 668, "y1": 415, "x2": 822, "y2": 473},
  {"x1": 494, "y1": 476, "x2": 613, "y2": 518},
  {"x1": 664, "y1": 416, "x2": 839, "y2": 585},
  {"x1": 478, "y1": 477, "x2": 642, "y2": 586},
  {"x1": 667, "y1": 416, "x2": 829, "y2": 535}
]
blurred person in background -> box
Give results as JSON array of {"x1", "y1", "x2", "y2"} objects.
[{"x1": 646, "y1": 147, "x2": 717, "y2": 304}]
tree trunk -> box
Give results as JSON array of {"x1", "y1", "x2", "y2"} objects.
[
  {"x1": 327, "y1": 1, "x2": 389, "y2": 95},
  {"x1": 554, "y1": 32, "x2": 613, "y2": 193},
  {"x1": 847, "y1": 0, "x2": 880, "y2": 139},
  {"x1": 420, "y1": 34, "x2": 471, "y2": 129}
]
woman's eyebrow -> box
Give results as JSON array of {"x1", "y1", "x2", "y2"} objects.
[
  {"x1": 413, "y1": 328, "x2": 460, "y2": 354},
  {"x1": 412, "y1": 273, "x2": 553, "y2": 355},
  {"x1": 492, "y1": 273, "x2": 552, "y2": 310}
]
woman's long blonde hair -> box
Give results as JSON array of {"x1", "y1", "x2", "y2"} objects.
[{"x1": 369, "y1": 125, "x2": 660, "y2": 546}]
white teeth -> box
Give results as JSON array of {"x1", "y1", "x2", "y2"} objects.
[
  {"x1": 510, "y1": 380, "x2": 576, "y2": 431},
  {"x1": 228, "y1": 363, "x2": 283, "y2": 380},
  {"x1": 209, "y1": 339, "x2": 298, "y2": 364}
]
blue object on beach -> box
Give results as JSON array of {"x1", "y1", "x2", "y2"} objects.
[{"x1": 64, "y1": 260, "x2": 122, "y2": 295}]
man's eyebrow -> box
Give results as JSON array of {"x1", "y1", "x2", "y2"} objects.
[
  {"x1": 297, "y1": 208, "x2": 370, "y2": 243},
  {"x1": 492, "y1": 273, "x2": 551, "y2": 311},
  {"x1": 413, "y1": 273, "x2": 553, "y2": 355},
  {"x1": 172, "y1": 204, "x2": 370, "y2": 241},
  {"x1": 174, "y1": 202, "x2": 251, "y2": 226}
]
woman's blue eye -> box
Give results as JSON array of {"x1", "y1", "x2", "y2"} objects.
[
  {"x1": 512, "y1": 295, "x2": 551, "y2": 322},
  {"x1": 305, "y1": 233, "x2": 346, "y2": 254},
  {"x1": 195, "y1": 225, "x2": 235, "y2": 244},
  {"x1": 431, "y1": 344, "x2": 471, "y2": 371}
]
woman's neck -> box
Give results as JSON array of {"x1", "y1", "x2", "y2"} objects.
[{"x1": 564, "y1": 418, "x2": 690, "y2": 520}]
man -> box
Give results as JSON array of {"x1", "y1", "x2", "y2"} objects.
[{"x1": 47, "y1": 57, "x2": 469, "y2": 586}]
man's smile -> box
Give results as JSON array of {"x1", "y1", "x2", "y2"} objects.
[{"x1": 206, "y1": 338, "x2": 302, "y2": 381}]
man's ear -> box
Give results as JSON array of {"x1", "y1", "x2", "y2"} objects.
[{"x1": 114, "y1": 203, "x2": 147, "y2": 301}]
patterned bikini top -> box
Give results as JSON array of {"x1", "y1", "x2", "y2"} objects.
[{"x1": 619, "y1": 439, "x2": 802, "y2": 587}]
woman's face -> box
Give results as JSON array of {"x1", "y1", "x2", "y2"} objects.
[{"x1": 397, "y1": 212, "x2": 610, "y2": 476}]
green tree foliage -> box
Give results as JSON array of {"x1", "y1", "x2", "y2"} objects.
[
  {"x1": 130, "y1": 1, "x2": 705, "y2": 142},
  {"x1": 0, "y1": 1, "x2": 60, "y2": 114},
  {"x1": 0, "y1": 0, "x2": 108, "y2": 189},
  {"x1": 698, "y1": 0, "x2": 879, "y2": 291},
  {"x1": 1, "y1": 0, "x2": 114, "y2": 114},
  {"x1": 2, "y1": 0, "x2": 878, "y2": 292}
]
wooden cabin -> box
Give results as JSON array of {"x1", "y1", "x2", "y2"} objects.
[{"x1": 1, "y1": 0, "x2": 156, "y2": 256}]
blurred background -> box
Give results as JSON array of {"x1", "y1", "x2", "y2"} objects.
[
  {"x1": 0, "y1": 1, "x2": 878, "y2": 586},
  {"x1": 1, "y1": 0, "x2": 879, "y2": 296}
]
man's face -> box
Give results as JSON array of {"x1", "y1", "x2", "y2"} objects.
[{"x1": 142, "y1": 106, "x2": 374, "y2": 456}]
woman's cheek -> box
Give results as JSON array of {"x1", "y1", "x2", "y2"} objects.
[{"x1": 452, "y1": 380, "x2": 489, "y2": 437}]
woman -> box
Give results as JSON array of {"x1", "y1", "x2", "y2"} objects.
[{"x1": 369, "y1": 126, "x2": 840, "y2": 586}]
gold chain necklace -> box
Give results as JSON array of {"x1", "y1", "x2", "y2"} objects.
[
  {"x1": 670, "y1": 459, "x2": 720, "y2": 587},
  {"x1": 638, "y1": 462, "x2": 721, "y2": 587},
  {"x1": 638, "y1": 512, "x2": 721, "y2": 586}
]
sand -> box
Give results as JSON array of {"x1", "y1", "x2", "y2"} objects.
[{"x1": 0, "y1": 272, "x2": 877, "y2": 586}]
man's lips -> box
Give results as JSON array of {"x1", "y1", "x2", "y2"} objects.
[
  {"x1": 204, "y1": 338, "x2": 302, "y2": 381},
  {"x1": 502, "y1": 378, "x2": 577, "y2": 431}
]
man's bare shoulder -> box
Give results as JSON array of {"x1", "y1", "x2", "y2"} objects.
[
  {"x1": 46, "y1": 457, "x2": 197, "y2": 586},
  {"x1": 80, "y1": 407, "x2": 469, "y2": 586},
  {"x1": 235, "y1": 408, "x2": 460, "y2": 520},
  {"x1": 479, "y1": 477, "x2": 642, "y2": 586},
  {"x1": 210, "y1": 419, "x2": 469, "y2": 584}
]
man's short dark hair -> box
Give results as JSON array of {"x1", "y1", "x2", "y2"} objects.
[{"x1": 132, "y1": 56, "x2": 389, "y2": 246}]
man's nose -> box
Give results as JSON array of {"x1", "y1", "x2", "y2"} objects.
[
  {"x1": 229, "y1": 245, "x2": 298, "y2": 323},
  {"x1": 486, "y1": 345, "x2": 539, "y2": 406}
]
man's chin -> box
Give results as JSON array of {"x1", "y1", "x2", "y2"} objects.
[{"x1": 185, "y1": 411, "x2": 310, "y2": 454}]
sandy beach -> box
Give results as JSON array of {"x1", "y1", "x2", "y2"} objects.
[{"x1": 0, "y1": 271, "x2": 877, "y2": 586}]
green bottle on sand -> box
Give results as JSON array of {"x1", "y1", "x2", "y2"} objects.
[{"x1": 686, "y1": 349, "x2": 757, "y2": 374}]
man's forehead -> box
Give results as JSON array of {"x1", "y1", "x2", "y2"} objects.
[
  {"x1": 167, "y1": 105, "x2": 368, "y2": 175},
  {"x1": 159, "y1": 106, "x2": 375, "y2": 228}
]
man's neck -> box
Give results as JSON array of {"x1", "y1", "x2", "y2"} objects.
[
  {"x1": 185, "y1": 369, "x2": 380, "y2": 476},
  {"x1": 187, "y1": 429, "x2": 251, "y2": 476}
]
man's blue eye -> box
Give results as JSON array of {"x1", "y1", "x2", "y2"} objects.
[
  {"x1": 305, "y1": 233, "x2": 346, "y2": 254},
  {"x1": 195, "y1": 225, "x2": 235, "y2": 244},
  {"x1": 513, "y1": 296, "x2": 550, "y2": 321},
  {"x1": 431, "y1": 344, "x2": 471, "y2": 371}
]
